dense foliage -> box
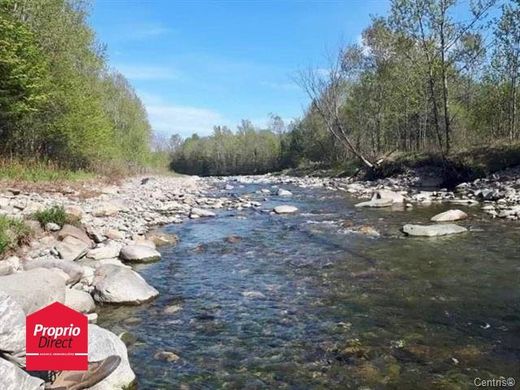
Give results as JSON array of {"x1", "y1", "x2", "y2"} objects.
[
  {"x1": 0, "y1": 0, "x2": 153, "y2": 171},
  {"x1": 172, "y1": 0, "x2": 520, "y2": 176}
]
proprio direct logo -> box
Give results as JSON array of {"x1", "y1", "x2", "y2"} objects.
[
  {"x1": 26, "y1": 302, "x2": 88, "y2": 371},
  {"x1": 474, "y1": 377, "x2": 516, "y2": 387}
]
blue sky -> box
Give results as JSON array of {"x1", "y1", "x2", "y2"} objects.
[{"x1": 90, "y1": 0, "x2": 389, "y2": 138}]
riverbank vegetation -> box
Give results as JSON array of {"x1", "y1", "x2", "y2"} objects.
[
  {"x1": 0, "y1": 0, "x2": 159, "y2": 178},
  {"x1": 171, "y1": 0, "x2": 520, "y2": 177}
]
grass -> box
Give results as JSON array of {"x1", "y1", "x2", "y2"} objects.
[
  {"x1": 0, "y1": 159, "x2": 94, "y2": 182},
  {"x1": 33, "y1": 205, "x2": 69, "y2": 228},
  {"x1": 0, "y1": 215, "x2": 32, "y2": 256}
]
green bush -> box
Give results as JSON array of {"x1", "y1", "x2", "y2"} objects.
[
  {"x1": 0, "y1": 215, "x2": 31, "y2": 255},
  {"x1": 33, "y1": 205, "x2": 67, "y2": 227}
]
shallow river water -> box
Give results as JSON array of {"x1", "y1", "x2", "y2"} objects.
[{"x1": 98, "y1": 180, "x2": 520, "y2": 389}]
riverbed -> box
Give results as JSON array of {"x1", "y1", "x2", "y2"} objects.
[{"x1": 98, "y1": 179, "x2": 520, "y2": 389}]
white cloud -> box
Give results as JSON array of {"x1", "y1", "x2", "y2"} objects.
[
  {"x1": 146, "y1": 104, "x2": 226, "y2": 137},
  {"x1": 114, "y1": 64, "x2": 179, "y2": 81}
]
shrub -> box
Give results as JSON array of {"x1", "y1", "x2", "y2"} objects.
[
  {"x1": 34, "y1": 205, "x2": 67, "y2": 227},
  {"x1": 0, "y1": 215, "x2": 31, "y2": 255}
]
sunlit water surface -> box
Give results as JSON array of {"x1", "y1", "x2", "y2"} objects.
[{"x1": 98, "y1": 181, "x2": 520, "y2": 389}]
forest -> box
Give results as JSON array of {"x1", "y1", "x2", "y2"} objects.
[
  {"x1": 171, "y1": 0, "x2": 520, "y2": 176},
  {"x1": 0, "y1": 0, "x2": 156, "y2": 174}
]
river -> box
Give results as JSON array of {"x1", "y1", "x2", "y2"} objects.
[{"x1": 98, "y1": 179, "x2": 520, "y2": 389}]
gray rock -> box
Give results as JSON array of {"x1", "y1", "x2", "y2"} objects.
[
  {"x1": 431, "y1": 209, "x2": 468, "y2": 222},
  {"x1": 64, "y1": 205, "x2": 83, "y2": 219},
  {"x1": 0, "y1": 359, "x2": 44, "y2": 390},
  {"x1": 92, "y1": 202, "x2": 120, "y2": 217},
  {"x1": 0, "y1": 290, "x2": 25, "y2": 353},
  {"x1": 372, "y1": 189, "x2": 405, "y2": 204},
  {"x1": 0, "y1": 268, "x2": 65, "y2": 314},
  {"x1": 355, "y1": 199, "x2": 394, "y2": 208},
  {"x1": 277, "y1": 188, "x2": 293, "y2": 197},
  {"x1": 58, "y1": 224, "x2": 93, "y2": 247},
  {"x1": 273, "y1": 205, "x2": 298, "y2": 214},
  {"x1": 0, "y1": 256, "x2": 20, "y2": 276},
  {"x1": 120, "y1": 245, "x2": 160, "y2": 263},
  {"x1": 65, "y1": 288, "x2": 95, "y2": 313},
  {"x1": 45, "y1": 222, "x2": 61, "y2": 232},
  {"x1": 92, "y1": 265, "x2": 159, "y2": 304},
  {"x1": 87, "y1": 242, "x2": 122, "y2": 260},
  {"x1": 402, "y1": 224, "x2": 468, "y2": 237},
  {"x1": 88, "y1": 324, "x2": 136, "y2": 390},
  {"x1": 56, "y1": 236, "x2": 89, "y2": 261},
  {"x1": 23, "y1": 258, "x2": 84, "y2": 285}
]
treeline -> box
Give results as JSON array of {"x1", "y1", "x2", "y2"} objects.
[
  {"x1": 172, "y1": 0, "x2": 520, "y2": 176},
  {"x1": 0, "y1": 0, "x2": 153, "y2": 171}
]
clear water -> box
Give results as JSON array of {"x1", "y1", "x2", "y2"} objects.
[{"x1": 98, "y1": 181, "x2": 520, "y2": 389}]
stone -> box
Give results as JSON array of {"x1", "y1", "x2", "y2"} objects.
[
  {"x1": 120, "y1": 245, "x2": 161, "y2": 263},
  {"x1": 273, "y1": 205, "x2": 298, "y2": 214},
  {"x1": 65, "y1": 288, "x2": 95, "y2": 313},
  {"x1": 88, "y1": 324, "x2": 136, "y2": 390},
  {"x1": 25, "y1": 220, "x2": 44, "y2": 236},
  {"x1": 0, "y1": 256, "x2": 20, "y2": 276},
  {"x1": 92, "y1": 265, "x2": 159, "y2": 304},
  {"x1": 58, "y1": 224, "x2": 93, "y2": 247},
  {"x1": 105, "y1": 229, "x2": 125, "y2": 240},
  {"x1": 431, "y1": 209, "x2": 468, "y2": 222},
  {"x1": 0, "y1": 359, "x2": 44, "y2": 390},
  {"x1": 372, "y1": 189, "x2": 405, "y2": 204},
  {"x1": 154, "y1": 351, "x2": 180, "y2": 362},
  {"x1": 163, "y1": 304, "x2": 182, "y2": 314},
  {"x1": 64, "y1": 205, "x2": 83, "y2": 219},
  {"x1": 0, "y1": 290, "x2": 25, "y2": 353},
  {"x1": 277, "y1": 188, "x2": 293, "y2": 197},
  {"x1": 190, "y1": 207, "x2": 216, "y2": 218},
  {"x1": 45, "y1": 222, "x2": 61, "y2": 232},
  {"x1": 225, "y1": 235, "x2": 241, "y2": 243},
  {"x1": 23, "y1": 258, "x2": 84, "y2": 284},
  {"x1": 448, "y1": 199, "x2": 479, "y2": 206},
  {"x1": 87, "y1": 242, "x2": 122, "y2": 260},
  {"x1": 56, "y1": 236, "x2": 89, "y2": 261},
  {"x1": 92, "y1": 202, "x2": 120, "y2": 217},
  {"x1": 131, "y1": 238, "x2": 156, "y2": 249},
  {"x1": 355, "y1": 199, "x2": 394, "y2": 208},
  {"x1": 402, "y1": 224, "x2": 468, "y2": 237},
  {"x1": 145, "y1": 231, "x2": 178, "y2": 247},
  {"x1": 0, "y1": 268, "x2": 65, "y2": 314},
  {"x1": 87, "y1": 312, "x2": 98, "y2": 324},
  {"x1": 224, "y1": 184, "x2": 234, "y2": 190}
]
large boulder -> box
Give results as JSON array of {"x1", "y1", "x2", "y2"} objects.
[
  {"x1": 65, "y1": 288, "x2": 95, "y2": 313},
  {"x1": 0, "y1": 290, "x2": 25, "y2": 353},
  {"x1": 431, "y1": 209, "x2": 468, "y2": 222},
  {"x1": 0, "y1": 359, "x2": 44, "y2": 390},
  {"x1": 190, "y1": 208, "x2": 216, "y2": 218},
  {"x1": 402, "y1": 224, "x2": 468, "y2": 237},
  {"x1": 23, "y1": 258, "x2": 84, "y2": 285},
  {"x1": 88, "y1": 324, "x2": 136, "y2": 390},
  {"x1": 277, "y1": 188, "x2": 293, "y2": 197},
  {"x1": 120, "y1": 245, "x2": 160, "y2": 263},
  {"x1": 56, "y1": 236, "x2": 89, "y2": 261},
  {"x1": 273, "y1": 205, "x2": 298, "y2": 214},
  {"x1": 373, "y1": 189, "x2": 405, "y2": 204},
  {"x1": 92, "y1": 265, "x2": 159, "y2": 305},
  {"x1": 87, "y1": 242, "x2": 122, "y2": 260},
  {"x1": 58, "y1": 224, "x2": 93, "y2": 247},
  {"x1": 0, "y1": 268, "x2": 65, "y2": 314}
]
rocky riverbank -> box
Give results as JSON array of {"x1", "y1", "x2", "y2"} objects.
[{"x1": 1, "y1": 165, "x2": 519, "y2": 388}]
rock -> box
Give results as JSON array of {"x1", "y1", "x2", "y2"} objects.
[
  {"x1": 92, "y1": 202, "x2": 120, "y2": 217},
  {"x1": 224, "y1": 184, "x2": 234, "y2": 190},
  {"x1": 190, "y1": 207, "x2": 216, "y2": 218},
  {"x1": 64, "y1": 205, "x2": 83, "y2": 219},
  {"x1": 449, "y1": 199, "x2": 479, "y2": 206},
  {"x1": 154, "y1": 351, "x2": 180, "y2": 362},
  {"x1": 163, "y1": 304, "x2": 182, "y2": 315},
  {"x1": 431, "y1": 209, "x2": 468, "y2": 222},
  {"x1": 56, "y1": 236, "x2": 89, "y2": 261},
  {"x1": 0, "y1": 359, "x2": 44, "y2": 390},
  {"x1": 118, "y1": 331, "x2": 137, "y2": 347},
  {"x1": 58, "y1": 224, "x2": 93, "y2": 247},
  {"x1": 0, "y1": 268, "x2": 65, "y2": 314},
  {"x1": 0, "y1": 256, "x2": 20, "y2": 276},
  {"x1": 355, "y1": 199, "x2": 394, "y2": 208},
  {"x1": 402, "y1": 224, "x2": 468, "y2": 237},
  {"x1": 87, "y1": 242, "x2": 122, "y2": 260},
  {"x1": 92, "y1": 265, "x2": 159, "y2": 304},
  {"x1": 0, "y1": 290, "x2": 25, "y2": 353},
  {"x1": 273, "y1": 205, "x2": 298, "y2": 214},
  {"x1": 23, "y1": 258, "x2": 84, "y2": 284},
  {"x1": 242, "y1": 291, "x2": 266, "y2": 299},
  {"x1": 88, "y1": 324, "x2": 136, "y2": 390},
  {"x1": 277, "y1": 188, "x2": 293, "y2": 197},
  {"x1": 45, "y1": 222, "x2": 61, "y2": 232},
  {"x1": 372, "y1": 189, "x2": 405, "y2": 204},
  {"x1": 120, "y1": 245, "x2": 161, "y2": 263},
  {"x1": 87, "y1": 312, "x2": 98, "y2": 324},
  {"x1": 65, "y1": 288, "x2": 95, "y2": 313},
  {"x1": 145, "y1": 231, "x2": 178, "y2": 247},
  {"x1": 105, "y1": 229, "x2": 125, "y2": 240},
  {"x1": 131, "y1": 238, "x2": 156, "y2": 249},
  {"x1": 225, "y1": 235, "x2": 241, "y2": 243},
  {"x1": 25, "y1": 220, "x2": 44, "y2": 236}
]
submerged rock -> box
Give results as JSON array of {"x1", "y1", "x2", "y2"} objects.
[
  {"x1": 273, "y1": 205, "x2": 298, "y2": 214},
  {"x1": 92, "y1": 265, "x2": 159, "y2": 304},
  {"x1": 190, "y1": 207, "x2": 216, "y2": 218},
  {"x1": 431, "y1": 209, "x2": 468, "y2": 222},
  {"x1": 402, "y1": 224, "x2": 468, "y2": 237},
  {"x1": 277, "y1": 188, "x2": 293, "y2": 197}
]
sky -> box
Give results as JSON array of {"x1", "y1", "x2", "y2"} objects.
[{"x1": 90, "y1": 0, "x2": 390, "y2": 138}]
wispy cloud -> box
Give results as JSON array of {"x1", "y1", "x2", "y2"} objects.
[
  {"x1": 127, "y1": 22, "x2": 173, "y2": 40},
  {"x1": 115, "y1": 64, "x2": 179, "y2": 81}
]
